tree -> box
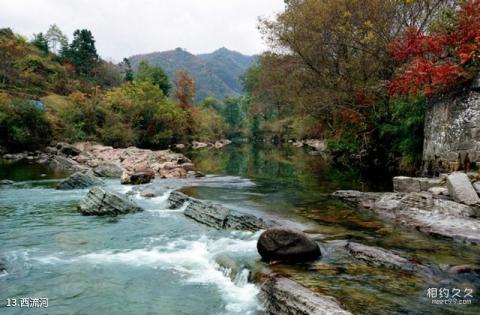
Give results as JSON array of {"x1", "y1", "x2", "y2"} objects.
[
  {"x1": 31, "y1": 33, "x2": 49, "y2": 54},
  {"x1": 223, "y1": 97, "x2": 244, "y2": 133},
  {"x1": 174, "y1": 70, "x2": 195, "y2": 109},
  {"x1": 388, "y1": 0, "x2": 480, "y2": 96},
  {"x1": 62, "y1": 29, "x2": 99, "y2": 76},
  {"x1": 122, "y1": 57, "x2": 134, "y2": 82},
  {"x1": 45, "y1": 24, "x2": 68, "y2": 54},
  {"x1": 136, "y1": 61, "x2": 171, "y2": 95}
]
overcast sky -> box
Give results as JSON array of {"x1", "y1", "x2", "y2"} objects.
[{"x1": 0, "y1": 0, "x2": 285, "y2": 62}]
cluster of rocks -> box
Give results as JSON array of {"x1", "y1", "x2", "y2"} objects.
[
  {"x1": 72, "y1": 142, "x2": 195, "y2": 181},
  {"x1": 187, "y1": 139, "x2": 232, "y2": 150},
  {"x1": 166, "y1": 190, "x2": 349, "y2": 314},
  {"x1": 334, "y1": 171, "x2": 480, "y2": 244},
  {"x1": 289, "y1": 139, "x2": 326, "y2": 155},
  {"x1": 168, "y1": 191, "x2": 323, "y2": 263},
  {"x1": 1, "y1": 142, "x2": 198, "y2": 186}
]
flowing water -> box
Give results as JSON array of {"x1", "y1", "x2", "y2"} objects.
[{"x1": 1, "y1": 144, "x2": 479, "y2": 315}]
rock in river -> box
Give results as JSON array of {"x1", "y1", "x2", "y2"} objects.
[
  {"x1": 0, "y1": 179, "x2": 15, "y2": 185},
  {"x1": 345, "y1": 242, "x2": 430, "y2": 274},
  {"x1": 260, "y1": 274, "x2": 352, "y2": 315},
  {"x1": 257, "y1": 228, "x2": 321, "y2": 263},
  {"x1": 78, "y1": 187, "x2": 143, "y2": 215},
  {"x1": 120, "y1": 170, "x2": 155, "y2": 185},
  {"x1": 168, "y1": 191, "x2": 273, "y2": 231},
  {"x1": 56, "y1": 171, "x2": 102, "y2": 190},
  {"x1": 93, "y1": 162, "x2": 124, "y2": 178}
]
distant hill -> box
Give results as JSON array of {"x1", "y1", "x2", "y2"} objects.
[{"x1": 128, "y1": 47, "x2": 256, "y2": 101}]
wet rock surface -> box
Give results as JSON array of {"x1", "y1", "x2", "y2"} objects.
[
  {"x1": 345, "y1": 242, "x2": 430, "y2": 274},
  {"x1": 257, "y1": 228, "x2": 321, "y2": 263},
  {"x1": 56, "y1": 171, "x2": 102, "y2": 190},
  {"x1": 333, "y1": 190, "x2": 480, "y2": 244},
  {"x1": 167, "y1": 191, "x2": 275, "y2": 231},
  {"x1": 260, "y1": 273, "x2": 352, "y2": 315},
  {"x1": 0, "y1": 179, "x2": 15, "y2": 185},
  {"x1": 78, "y1": 187, "x2": 143, "y2": 215},
  {"x1": 448, "y1": 264, "x2": 480, "y2": 274}
]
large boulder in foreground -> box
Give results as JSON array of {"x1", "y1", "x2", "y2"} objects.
[
  {"x1": 257, "y1": 228, "x2": 320, "y2": 263},
  {"x1": 78, "y1": 187, "x2": 143, "y2": 215},
  {"x1": 261, "y1": 274, "x2": 352, "y2": 315},
  {"x1": 56, "y1": 171, "x2": 102, "y2": 190},
  {"x1": 447, "y1": 172, "x2": 480, "y2": 205}
]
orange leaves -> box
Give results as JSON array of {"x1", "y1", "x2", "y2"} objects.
[
  {"x1": 388, "y1": 0, "x2": 480, "y2": 97},
  {"x1": 174, "y1": 70, "x2": 195, "y2": 110}
]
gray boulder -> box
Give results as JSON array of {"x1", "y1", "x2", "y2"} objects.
[
  {"x1": 261, "y1": 274, "x2": 352, "y2": 315},
  {"x1": 257, "y1": 228, "x2": 320, "y2": 263},
  {"x1": 168, "y1": 191, "x2": 272, "y2": 231},
  {"x1": 93, "y1": 163, "x2": 124, "y2": 178},
  {"x1": 56, "y1": 171, "x2": 102, "y2": 190},
  {"x1": 447, "y1": 172, "x2": 480, "y2": 205},
  {"x1": 78, "y1": 187, "x2": 143, "y2": 215},
  {"x1": 345, "y1": 242, "x2": 430, "y2": 274}
]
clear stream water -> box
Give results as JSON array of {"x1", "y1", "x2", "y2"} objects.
[{"x1": 0, "y1": 144, "x2": 479, "y2": 315}]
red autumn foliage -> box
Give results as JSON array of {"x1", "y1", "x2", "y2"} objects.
[{"x1": 388, "y1": 0, "x2": 480, "y2": 96}]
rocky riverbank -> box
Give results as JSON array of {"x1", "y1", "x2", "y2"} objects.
[
  {"x1": 333, "y1": 171, "x2": 480, "y2": 244},
  {"x1": 1, "y1": 142, "x2": 197, "y2": 180}
]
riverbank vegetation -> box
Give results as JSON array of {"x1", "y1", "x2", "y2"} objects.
[{"x1": 1, "y1": 0, "x2": 479, "y2": 174}]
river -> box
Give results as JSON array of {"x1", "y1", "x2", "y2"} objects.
[{"x1": 0, "y1": 144, "x2": 479, "y2": 314}]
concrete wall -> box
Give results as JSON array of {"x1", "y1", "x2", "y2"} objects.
[{"x1": 423, "y1": 80, "x2": 480, "y2": 173}]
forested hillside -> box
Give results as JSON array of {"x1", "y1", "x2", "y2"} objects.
[
  {"x1": 129, "y1": 47, "x2": 256, "y2": 101},
  {"x1": 0, "y1": 26, "x2": 230, "y2": 151}
]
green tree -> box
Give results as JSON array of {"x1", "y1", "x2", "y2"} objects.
[
  {"x1": 135, "y1": 61, "x2": 171, "y2": 95},
  {"x1": 31, "y1": 33, "x2": 49, "y2": 54},
  {"x1": 223, "y1": 97, "x2": 244, "y2": 135},
  {"x1": 62, "y1": 29, "x2": 99, "y2": 76},
  {"x1": 0, "y1": 95, "x2": 52, "y2": 150},
  {"x1": 45, "y1": 24, "x2": 68, "y2": 54},
  {"x1": 122, "y1": 58, "x2": 134, "y2": 82}
]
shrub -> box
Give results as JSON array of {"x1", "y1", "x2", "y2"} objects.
[{"x1": 0, "y1": 94, "x2": 52, "y2": 151}]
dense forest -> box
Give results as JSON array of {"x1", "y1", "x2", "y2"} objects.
[{"x1": 1, "y1": 0, "x2": 479, "y2": 174}]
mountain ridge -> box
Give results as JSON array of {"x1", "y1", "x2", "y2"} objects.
[{"x1": 128, "y1": 47, "x2": 256, "y2": 101}]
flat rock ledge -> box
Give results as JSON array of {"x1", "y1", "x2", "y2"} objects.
[
  {"x1": 260, "y1": 273, "x2": 352, "y2": 315},
  {"x1": 168, "y1": 191, "x2": 276, "y2": 232},
  {"x1": 332, "y1": 190, "x2": 480, "y2": 244},
  {"x1": 78, "y1": 187, "x2": 143, "y2": 216},
  {"x1": 345, "y1": 242, "x2": 431, "y2": 275}
]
